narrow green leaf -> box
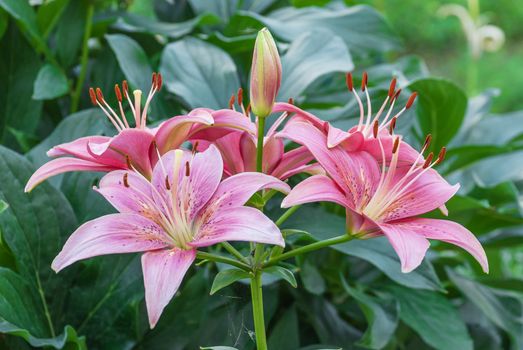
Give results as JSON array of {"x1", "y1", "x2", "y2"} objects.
[
  {"x1": 200, "y1": 347, "x2": 239, "y2": 350},
  {"x1": 448, "y1": 269, "x2": 523, "y2": 348},
  {"x1": 0, "y1": 200, "x2": 7, "y2": 213},
  {"x1": 33, "y1": 64, "x2": 69, "y2": 100},
  {"x1": 54, "y1": 0, "x2": 87, "y2": 68},
  {"x1": 210, "y1": 268, "x2": 250, "y2": 295},
  {"x1": 268, "y1": 305, "x2": 299, "y2": 349},
  {"x1": 264, "y1": 266, "x2": 297, "y2": 288},
  {"x1": 341, "y1": 277, "x2": 398, "y2": 349},
  {"x1": 36, "y1": 0, "x2": 70, "y2": 38},
  {"x1": 300, "y1": 259, "x2": 325, "y2": 295},
  {"x1": 388, "y1": 285, "x2": 473, "y2": 350},
  {"x1": 0, "y1": 8, "x2": 7, "y2": 40},
  {"x1": 0, "y1": 26, "x2": 42, "y2": 146},
  {"x1": 408, "y1": 78, "x2": 467, "y2": 153},
  {"x1": 160, "y1": 37, "x2": 240, "y2": 109}
]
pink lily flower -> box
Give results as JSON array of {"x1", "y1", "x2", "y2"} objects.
[
  {"x1": 25, "y1": 74, "x2": 255, "y2": 192},
  {"x1": 194, "y1": 90, "x2": 319, "y2": 180},
  {"x1": 51, "y1": 145, "x2": 288, "y2": 327},
  {"x1": 279, "y1": 120, "x2": 488, "y2": 274},
  {"x1": 273, "y1": 72, "x2": 421, "y2": 166}
]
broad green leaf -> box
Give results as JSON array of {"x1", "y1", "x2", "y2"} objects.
[
  {"x1": 448, "y1": 269, "x2": 523, "y2": 348},
  {"x1": 0, "y1": 268, "x2": 86, "y2": 349},
  {"x1": 106, "y1": 33, "x2": 152, "y2": 90},
  {"x1": 33, "y1": 64, "x2": 69, "y2": 100},
  {"x1": 115, "y1": 13, "x2": 219, "y2": 38},
  {"x1": 388, "y1": 285, "x2": 473, "y2": 350},
  {"x1": 278, "y1": 30, "x2": 353, "y2": 101},
  {"x1": 0, "y1": 0, "x2": 47, "y2": 52},
  {"x1": 210, "y1": 268, "x2": 251, "y2": 295},
  {"x1": 189, "y1": 0, "x2": 238, "y2": 23},
  {"x1": 268, "y1": 305, "x2": 299, "y2": 349},
  {"x1": 341, "y1": 278, "x2": 398, "y2": 349},
  {"x1": 238, "y1": 5, "x2": 400, "y2": 56},
  {"x1": 26, "y1": 109, "x2": 113, "y2": 220},
  {"x1": 282, "y1": 206, "x2": 443, "y2": 290},
  {"x1": 265, "y1": 266, "x2": 297, "y2": 288},
  {"x1": 241, "y1": 0, "x2": 276, "y2": 13},
  {"x1": 0, "y1": 145, "x2": 77, "y2": 295},
  {"x1": 0, "y1": 26, "x2": 42, "y2": 147},
  {"x1": 64, "y1": 255, "x2": 144, "y2": 348},
  {"x1": 160, "y1": 37, "x2": 240, "y2": 109},
  {"x1": 408, "y1": 78, "x2": 467, "y2": 153},
  {"x1": 200, "y1": 347, "x2": 239, "y2": 350}
]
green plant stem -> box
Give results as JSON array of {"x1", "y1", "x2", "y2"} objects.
[
  {"x1": 196, "y1": 251, "x2": 250, "y2": 272},
  {"x1": 70, "y1": 3, "x2": 94, "y2": 113},
  {"x1": 256, "y1": 117, "x2": 266, "y2": 173},
  {"x1": 250, "y1": 271, "x2": 267, "y2": 350},
  {"x1": 221, "y1": 242, "x2": 249, "y2": 264},
  {"x1": 253, "y1": 116, "x2": 267, "y2": 264},
  {"x1": 263, "y1": 234, "x2": 353, "y2": 268},
  {"x1": 275, "y1": 205, "x2": 301, "y2": 227}
]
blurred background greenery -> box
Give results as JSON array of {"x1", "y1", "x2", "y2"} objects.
[{"x1": 354, "y1": 0, "x2": 523, "y2": 113}]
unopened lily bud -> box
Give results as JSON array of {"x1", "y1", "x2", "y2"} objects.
[{"x1": 249, "y1": 28, "x2": 282, "y2": 119}]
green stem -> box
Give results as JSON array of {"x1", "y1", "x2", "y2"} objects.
[
  {"x1": 250, "y1": 271, "x2": 267, "y2": 350},
  {"x1": 70, "y1": 3, "x2": 94, "y2": 113},
  {"x1": 256, "y1": 117, "x2": 266, "y2": 173},
  {"x1": 221, "y1": 242, "x2": 249, "y2": 264},
  {"x1": 275, "y1": 205, "x2": 301, "y2": 227},
  {"x1": 264, "y1": 234, "x2": 353, "y2": 268},
  {"x1": 253, "y1": 115, "x2": 267, "y2": 264},
  {"x1": 196, "y1": 251, "x2": 250, "y2": 271}
]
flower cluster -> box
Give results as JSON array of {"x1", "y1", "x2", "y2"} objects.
[{"x1": 26, "y1": 28, "x2": 487, "y2": 329}]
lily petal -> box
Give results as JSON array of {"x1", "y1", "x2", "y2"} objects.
[
  {"x1": 47, "y1": 135, "x2": 111, "y2": 159},
  {"x1": 278, "y1": 121, "x2": 380, "y2": 209},
  {"x1": 272, "y1": 102, "x2": 325, "y2": 130},
  {"x1": 142, "y1": 248, "x2": 196, "y2": 328},
  {"x1": 191, "y1": 207, "x2": 284, "y2": 247},
  {"x1": 377, "y1": 221, "x2": 430, "y2": 273},
  {"x1": 89, "y1": 128, "x2": 155, "y2": 176},
  {"x1": 210, "y1": 172, "x2": 290, "y2": 208},
  {"x1": 380, "y1": 168, "x2": 459, "y2": 222},
  {"x1": 399, "y1": 218, "x2": 489, "y2": 273},
  {"x1": 282, "y1": 175, "x2": 350, "y2": 208},
  {"x1": 96, "y1": 170, "x2": 155, "y2": 214},
  {"x1": 271, "y1": 146, "x2": 314, "y2": 180},
  {"x1": 152, "y1": 146, "x2": 223, "y2": 221},
  {"x1": 52, "y1": 213, "x2": 168, "y2": 272},
  {"x1": 188, "y1": 109, "x2": 257, "y2": 142},
  {"x1": 154, "y1": 110, "x2": 214, "y2": 154},
  {"x1": 25, "y1": 158, "x2": 115, "y2": 192}
]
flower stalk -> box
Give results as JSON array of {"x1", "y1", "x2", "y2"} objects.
[
  {"x1": 264, "y1": 234, "x2": 353, "y2": 268},
  {"x1": 250, "y1": 271, "x2": 268, "y2": 350}
]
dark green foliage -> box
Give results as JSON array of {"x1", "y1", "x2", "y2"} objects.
[{"x1": 0, "y1": 0, "x2": 522, "y2": 349}]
